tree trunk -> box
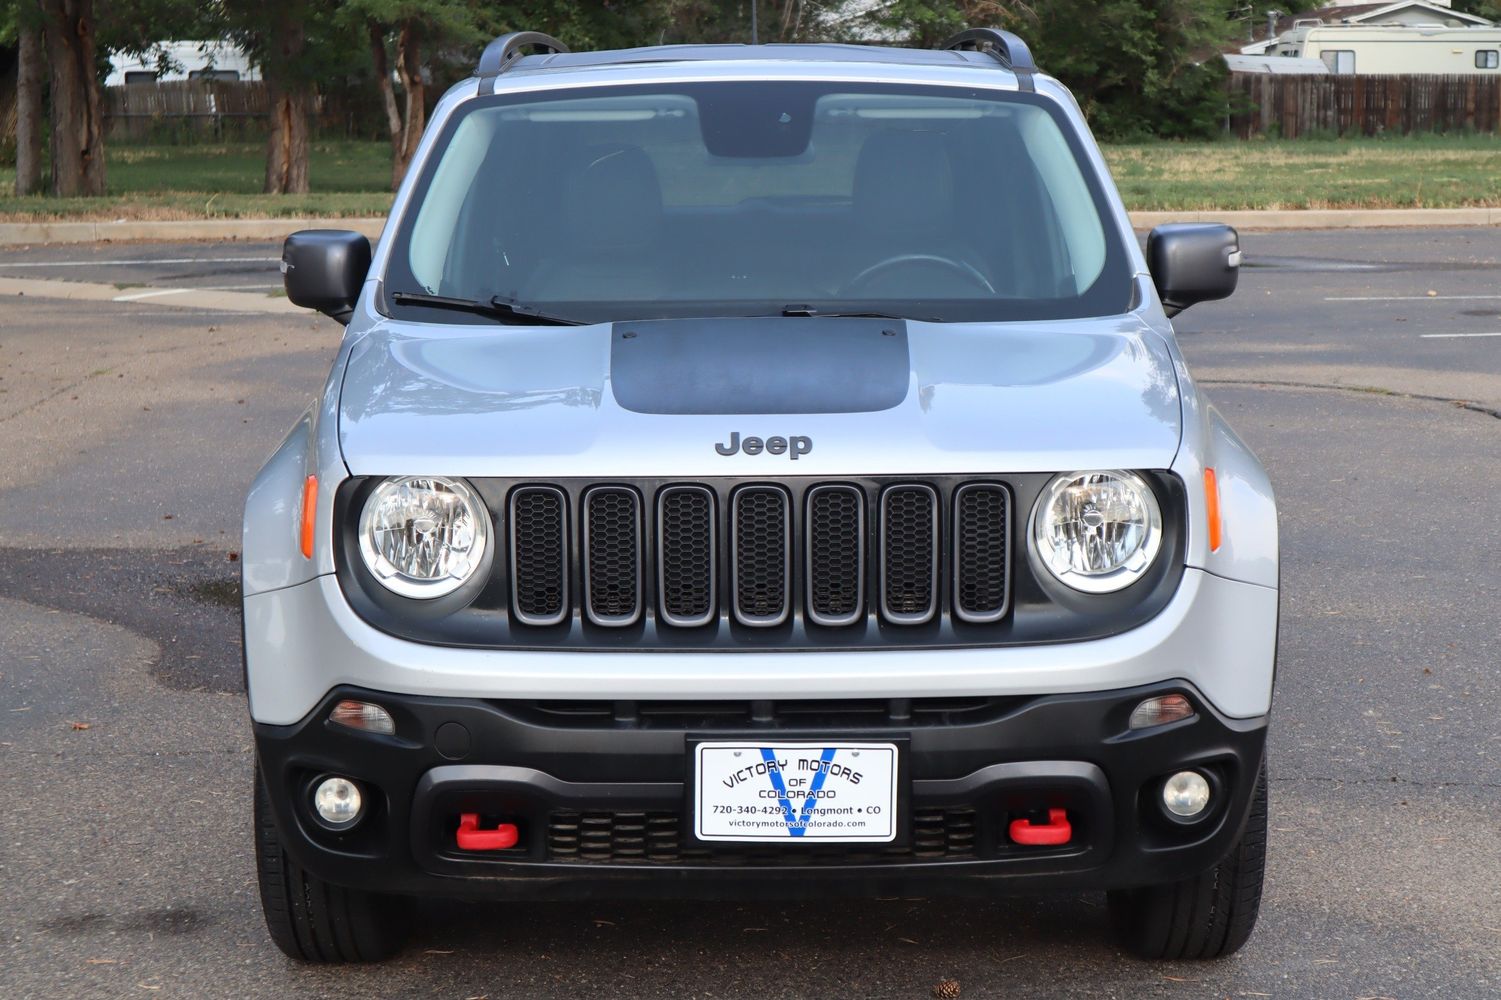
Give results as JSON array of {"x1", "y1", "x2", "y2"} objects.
[
  {"x1": 39, "y1": 0, "x2": 106, "y2": 197},
  {"x1": 369, "y1": 21, "x2": 403, "y2": 169},
  {"x1": 263, "y1": 6, "x2": 311, "y2": 194},
  {"x1": 15, "y1": 17, "x2": 44, "y2": 197},
  {"x1": 392, "y1": 21, "x2": 425, "y2": 191}
]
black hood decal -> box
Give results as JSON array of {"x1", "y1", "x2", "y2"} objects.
[{"x1": 609, "y1": 317, "x2": 910, "y2": 415}]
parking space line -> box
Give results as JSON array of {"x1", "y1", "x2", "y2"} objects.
[
  {"x1": 1419, "y1": 332, "x2": 1501, "y2": 339},
  {"x1": 112, "y1": 288, "x2": 193, "y2": 302},
  {"x1": 1326, "y1": 294, "x2": 1501, "y2": 301},
  {"x1": 0, "y1": 256, "x2": 278, "y2": 268}
]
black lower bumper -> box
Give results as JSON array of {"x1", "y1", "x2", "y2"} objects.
[{"x1": 253, "y1": 681, "x2": 1267, "y2": 901}]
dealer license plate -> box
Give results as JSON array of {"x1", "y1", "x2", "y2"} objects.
[{"x1": 693, "y1": 742, "x2": 898, "y2": 843}]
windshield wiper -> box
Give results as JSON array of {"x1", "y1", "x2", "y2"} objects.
[
  {"x1": 391, "y1": 291, "x2": 583, "y2": 326},
  {"x1": 779, "y1": 305, "x2": 927, "y2": 321}
]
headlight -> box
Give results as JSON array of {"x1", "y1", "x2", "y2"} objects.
[
  {"x1": 358, "y1": 476, "x2": 489, "y2": 599},
  {"x1": 1032, "y1": 470, "x2": 1163, "y2": 594}
]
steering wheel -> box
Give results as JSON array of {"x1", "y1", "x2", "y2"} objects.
[{"x1": 842, "y1": 254, "x2": 996, "y2": 297}]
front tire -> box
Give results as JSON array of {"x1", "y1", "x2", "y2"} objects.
[
  {"x1": 254, "y1": 765, "x2": 412, "y2": 962},
  {"x1": 1107, "y1": 760, "x2": 1268, "y2": 960}
]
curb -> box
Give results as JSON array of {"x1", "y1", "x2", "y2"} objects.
[
  {"x1": 0, "y1": 217, "x2": 386, "y2": 246},
  {"x1": 0, "y1": 209, "x2": 1499, "y2": 245},
  {"x1": 1129, "y1": 207, "x2": 1501, "y2": 231}
]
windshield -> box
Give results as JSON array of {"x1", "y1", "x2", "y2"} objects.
[{"x1": 385, "y1": 81, "x2": 1133, "y2": 324}]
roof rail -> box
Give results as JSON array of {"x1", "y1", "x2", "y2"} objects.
[
  {"x1": 476, "y1": 32, "x2": 569, "y2": 93},
  {"x1": 941, "y1": 28, "x2": 1036, "y2": 92}
]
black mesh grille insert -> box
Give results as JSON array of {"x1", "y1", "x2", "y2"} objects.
[
  {"x1": 658, "y1": 487, "x2": 715, "y2": 626},
  {"x1": 807, "y1": 486, "x2": 863, "y2": 625},
  {"x1": 732, "y1": 487, "x2": 790, "y2": 625},
  {"x1": 546, "y1": 808, "x2": 979, "y2": 865},
  {"x1": 955, "y1": 484, "x2": 1010, "y2": 622},
  {"x1": 584, "y1": 488, "x2": 641, "y2": 625},
  {"x1": 510, "y1": 487, "x2": 568, "y2": 625},
  {"x1": 881, "y1": 485, "x2": 937, "y2": 623}
]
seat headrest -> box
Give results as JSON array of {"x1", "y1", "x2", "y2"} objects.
[
  {"x1": 562, "y1": 145, "x2": 664, "y2": 251},
  {"x1": 853, "y1": 130, "x2": 957, "y2": 238}
]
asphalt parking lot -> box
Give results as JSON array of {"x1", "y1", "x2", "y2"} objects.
[{"x1": 1, "y1": 228, "x2": 1499, "y2": 999}]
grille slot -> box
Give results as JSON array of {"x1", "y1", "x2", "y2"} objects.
[
  {"x1": 731, "y1": 486, "x2": 791, "y2": 627},
  {"x1": 879, "y1": 484, "x2": 939, "y2": 624},
  {"x1": 806, "y1": 485, "x2": 864, "y2": 626},
  {"x1": 582, "y1": 487, "x2": 643, "y2": 627},
  {"x1": 546, "y1": 808, "x2": 979, "y2": 865},
  {"x1": 657, "y1": 486, "x2": 717, "y2": 627},
  {"x1": 509, "y1": 486, "x2": 568, "y2": 626},
  {"x1": 953, "y1": 483, "x2": 1011, "y2": 623}
]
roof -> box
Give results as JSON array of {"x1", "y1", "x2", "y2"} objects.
[
  {"x1": 1243, "y1": 1, "x2": 1490, "y2": 49},
  {"x1": 1223, "y1": 54, "x2": 1331, "y2": 75},
  {"x1": 507, "y1": 42, "x2": 1010, "y2": 75}
]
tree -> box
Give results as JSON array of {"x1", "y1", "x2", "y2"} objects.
[
  {"x1": 227, "y1": 0, "x2": 320, "y2": 194},
  {"x1": 13, "y1": 3, "x2": 42, "y2": 196},
  {"x1": 38, "y1": 0, "x2": 105, "y2": 195},
  {"x1": 863, "y1": 0, "x2": 1247, "y2": 139},
  {"x1": 352, "y1": 0, "x2": 488, "y2": 191}
]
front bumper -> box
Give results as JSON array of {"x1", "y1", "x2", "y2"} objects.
[
  {"x1": 244, "y1": 568, "x2": 1279, "y2": 726},
  {"x1": 255, "y1": 680, "x2": 1267, "y2": 901}
]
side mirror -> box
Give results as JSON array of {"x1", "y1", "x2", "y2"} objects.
[
  {"x1": 282, "y1": 230, "x2": 372, "y2": 325},
  {"x1": 1146, "y1": 223, "x2": 1240, "y2": 317}
]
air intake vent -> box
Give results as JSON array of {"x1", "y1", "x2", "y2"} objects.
[
  {"x1": 954, "y1": 483, "x2": 1010, "y2": 623},
  {"x1": 657, "y1": 486, "x2": 716, "y2": 627},
  {"x1": 582, "y1": 487, "x2": 642, "y2": 626},
  {"x1": 880, "y1": 484, "x2": 938, "y2": 624},
  {"x1": 731, "y1": 486, "x2": 791, "y2": 626},
  {"x1": 806, "y1": 485, "x2": 864, "y2": 626},
  {"x1": 510, "y1": 486, "x2": 568, "y2": 626}
]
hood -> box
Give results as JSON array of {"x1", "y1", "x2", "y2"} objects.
[{"x1": 338, "y1": 315, "x2": 1181, "y2": 477}]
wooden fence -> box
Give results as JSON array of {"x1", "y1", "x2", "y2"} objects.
[
  {"x1": 103, "y1": 81, "x2": 272, "y2": 140},
  {"x1": 1229, "y1": 72, "x2": 1501, "y2": 138}
]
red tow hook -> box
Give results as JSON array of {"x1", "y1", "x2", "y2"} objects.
[
  {"x1": 456, "y1": 813, "x2": 519, "y2": 851},
  {"x1": 1009, "y1": 808, "x2": 1072, "y2": 846}
]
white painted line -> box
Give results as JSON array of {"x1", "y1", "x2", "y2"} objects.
[
  {"x1": 0, "y1": 256, "x2": 278, "y2": 268},
  {"x1": 1326, "y1": 294, "x2": 1501, "y2": 302},
  {"x1": 112, "y1": 288, "x2": 193, "y2": 302},
  {"x1": 1419, "y1": 332, "x2": 1501, "y2": 339}
]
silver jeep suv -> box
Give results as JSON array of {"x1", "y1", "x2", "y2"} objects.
[{"x1": 246, "y1": 29, "x2": 1278, "y2": 963}]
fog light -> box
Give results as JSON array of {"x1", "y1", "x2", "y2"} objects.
[
  {"x1": 1129, "y1": 694, "x2": 1195, "y2": 730},
  {"x1": 329, "y1": 699, "x2": 396, "y2": 736},
  {"x1": 313, "y1": 776, "x2": 363, "y2": 827},
  {"x1": 1162, "y1": 770, "x2": 1212, "y2": 818}
]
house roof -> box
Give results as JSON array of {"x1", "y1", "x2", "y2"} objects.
[{"x1": 1244, "y1": 1, "x2": 1491, "y2": 49}]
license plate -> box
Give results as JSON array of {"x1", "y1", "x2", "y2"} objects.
[{"x1": 693, "y1": 742, "x2": 898, "y2": 843}]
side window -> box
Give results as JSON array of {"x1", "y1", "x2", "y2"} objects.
[
  {"x1": 1320, "y1": 50, "x2": 1356, "y2": 74},
  {"x1": 1477, "y1": 50, "x2": 1499, "y2": 69},
  {"x1": 123, "y1": 70, "x2": 157, "y2": 85}
]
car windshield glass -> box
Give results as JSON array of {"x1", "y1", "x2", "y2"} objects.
[{"x1": 385, "y1": 80, "x2": 1132, "y2": 324}]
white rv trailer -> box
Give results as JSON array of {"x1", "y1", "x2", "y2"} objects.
[
  {"x1": 105, "y1": 41, "x2": 260, "y2": 86},
  {"x1": 1262, "y1": 23, "x2": 1501, "y2": 74}
]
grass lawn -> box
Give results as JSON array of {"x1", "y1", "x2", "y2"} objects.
[
  {"x1": 1103, "y1": 134, "x2": 1501, "y2": 211},
  {"x1": 0, "y1": 141, "x2": 394, "y2": 221},
  {"x1": 3, "y1": 134, "x2": 1501, "y2": 220}
]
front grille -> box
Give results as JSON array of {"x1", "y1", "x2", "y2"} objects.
[
  {"x1": 806, "y1": 485, "x2": 864, "y2": 626},
  {"x1": 509, "y1": 487, "x2": 568, "y2": 625},
  {"x1": 954, "y1": 484, "x2": 1011, "y2": 622},
  {"x1": 582, "y1": 487, "x2": 642, "y2": 626},
  {"x1": 546, "y1": 807, "x2": 979, "y2": 865},
  {"x1": 880, "y1": 485, "x2": 939, "y2": 624},
  {"x1": 731, "y1": 487, "x2": 790, "y2": 626},
  {"x1": 657, "y1": 486, "x2": 716, "y2": 627},
  {"x1": 493, "y1": 478, "x2": 1012, "y2": 634}
]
